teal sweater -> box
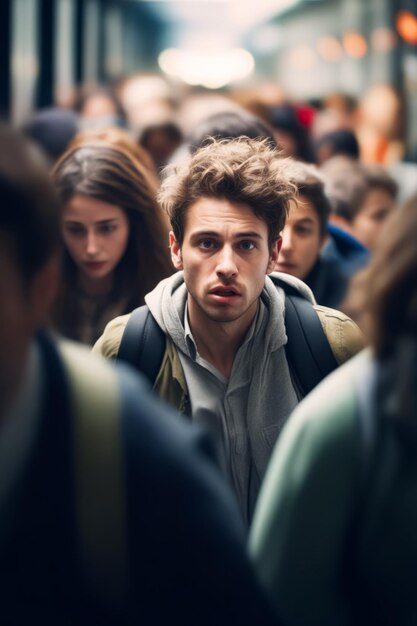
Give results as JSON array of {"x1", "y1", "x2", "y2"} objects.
[{"x1": 250, "y1": 349, "x2": 417, "y2": 625}]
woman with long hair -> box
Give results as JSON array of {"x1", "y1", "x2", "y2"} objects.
[
  {"x1": 251, "y1": 194, "x2": 417, "y2": 625},
  {"x1": 51, "y1": 141, "x2": 172, "y2": 344}
]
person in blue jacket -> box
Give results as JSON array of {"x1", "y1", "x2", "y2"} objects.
[{"x1": 0, "y1": 124, "x2": 278, "y2": 625}]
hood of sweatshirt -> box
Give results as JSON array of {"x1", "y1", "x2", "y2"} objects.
[{"x1": 145, "y1": 270, "x2": 316, "y2": 354}]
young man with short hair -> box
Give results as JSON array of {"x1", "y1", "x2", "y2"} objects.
[
  {"x1": 275, "y1": 161, "x2": 349, "y2": 308},
  {"x1": 0, "y1": 126, "x2": 277, "y2": 625},
  {"x1": 321, "y1": 157, "x2": 398, "y2": 256},
  {"x1": 95, "y1": 138, "x2": 364, "y2": 524}
]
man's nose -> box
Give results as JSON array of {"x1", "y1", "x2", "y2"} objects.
[
  {"x1": 216, "y1": 246, "x2": 238, "y2": 278},
  {"x1": 280, "y1": 228, "x2": 293, "y2": 254}
]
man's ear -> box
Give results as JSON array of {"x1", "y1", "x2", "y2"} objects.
[
  {"x1": 169, "y1": 231, "x2": 183, "y2": 270},
  {"x1": 30, "y1": 256, "x2": 60, "y2": 327},
  {"x1": 266, "y1": 238, "x2": 282, "y2": 274}
]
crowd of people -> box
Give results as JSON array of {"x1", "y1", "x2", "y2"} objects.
[{"x1": 2, "y1": 71, "x2": 417, "y2": 623}]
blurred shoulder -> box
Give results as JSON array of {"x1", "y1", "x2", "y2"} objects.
[{"x1": 92, "y1": 313, "x2": 131, "y2": 359}]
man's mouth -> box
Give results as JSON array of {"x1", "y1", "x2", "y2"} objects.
[{"x1": 209, "y1": 286, "x2": 240, "y2": 296}]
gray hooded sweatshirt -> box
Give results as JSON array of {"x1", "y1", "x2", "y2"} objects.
[{"x1": 146, "y1": 271, "x2": 316, "y2": 524}]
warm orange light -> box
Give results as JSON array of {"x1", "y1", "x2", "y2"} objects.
[
  {"x1": 396, "y1": 10, "x2": 417, "y2": 45},
  {"x1": 343, "y1": 31, "x2": 368, "y2": 58},
  {"x1": 317, "y1": 36, "x2": 343, "y2": 62},
  {"x1": 371, "y1": 27, "x2": 397, "y2": 53}
]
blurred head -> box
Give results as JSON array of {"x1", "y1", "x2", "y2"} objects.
[
  {"x1": 185, "y1": 109, "x2": 276, "y2": 155},
  {"x1": 0, "y1": 125, "x2": 60, "y2": 418},
  {"x1": 322, "y1": 158, "x2": 398, "y2": 250},
  {"x1": 314, "y1": 129, "x2": 360, "y2": 165},
  {"x1": 52, "y1": 143, "x2": 171, "y2": 301},
  {"x1": 77, "y1": 87, "x2": 126, "y2": 131},
  {"x1": 276, "y1": 163, "x2": 331, "y2": 279},
  {"x1": 22, "y1": 106, "x2": 79, "y2": 164},
  {"x1": 347, "y1": 193, "x2": 417, "y2": 359},
  {"x1": 267, "y1": 103, "x2": 314, "y2": 162},
  {"x1": 140, "y1": 121, "x2": 183, "y2": 171},
  {"x1": 159, "y1": 137, "x2": 297, "y2": 250}
]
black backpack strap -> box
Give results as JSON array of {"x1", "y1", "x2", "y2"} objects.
[
  {"x1": 116, "y1": 305, "x2": 165, "y2": 386},
  {"x1": 284, "y1": 292, "x2": 338, "y2": 396}
]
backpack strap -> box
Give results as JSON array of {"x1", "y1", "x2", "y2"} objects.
[
  {"x1": 284, "y1": 290, "x2": 338, "y2": 396},
  {"x1": 117, "y1": 305, "x2": 165, "y2": 386},
  {"x1": 60, "y1": 340, "x2": 128, "y2": 609},
  {"x1": 117, "y1": 291, "x2": 338, "y2": 397}
]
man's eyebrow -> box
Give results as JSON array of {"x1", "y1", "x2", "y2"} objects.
[
  {"x1": 190, "y1": 230, "x2": 263, "y2": 239},
  {"x1": 296, "y1": 217, "x2": 315, "y2": 224}
]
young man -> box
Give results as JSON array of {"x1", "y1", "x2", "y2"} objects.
[
  {"x1": 95, "y1": 137, "x2": 364, "y2": 524},
  {"x1": 321, "y1": 156, "x2": 398, "y2": 262},
  {"x1": 275, "y1": 161, "x2": 349, "y2": 309},
  {"x1": 0, "y1": 126, "x2": 277, "y2": 625}
]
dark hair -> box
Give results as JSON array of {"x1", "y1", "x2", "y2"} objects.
[
  {"x1": 186, "y1": 109, "x2": 277, "y2": 154},
  {"x1": 51, "y1": 142, "x2": 172, "y2": 328},
  {"x1": 22, "y1": 106, "x2": 79, "y2": 163},
  {"x1": 267, "y1": 103, "x2": 314, "y2": 163},
  {"x1": 346, "y1": 193, "x2": 417, "y2": 358},
  {"x1": 0, "y1": 125, "x2": 60, "y2": 284},
  {"x1": 315, "y1": 129, "x2": 360, "y2": 162},
  {"x1": 289, "y1": 161, "x2": 331, "y2": 236},
  {"x1": 159, "y1": 137, "x2": 297, "y2": 249}
]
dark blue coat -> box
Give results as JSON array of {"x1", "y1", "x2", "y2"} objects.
[{"x1": 0, "y1": 332, "x2": 278, "y2": 626}]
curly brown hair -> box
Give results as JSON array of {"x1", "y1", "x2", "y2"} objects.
[{"x1": 159, "y1": 137, "x2": 298, "y2": 249}]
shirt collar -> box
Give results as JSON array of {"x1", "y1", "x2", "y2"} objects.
[{"x1": 183, "y1": 299, "x2": 265, "y2": 362}]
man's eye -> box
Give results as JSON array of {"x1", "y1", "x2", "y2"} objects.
[
  {"x1": 199, "y1": 239, "x2": 215, "y2": 249},
  {"x1": 239, "y1": 240, "x2": 255, "y2": 251},
  {"x1": 295, "y1": 227, "x2": 313, "y2": 237}
]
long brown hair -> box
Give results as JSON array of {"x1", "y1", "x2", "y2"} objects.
[{"x1": 51, "y1": 142, "x2": 173, "y2": 338}]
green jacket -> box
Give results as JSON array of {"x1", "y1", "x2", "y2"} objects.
[{"x1": 250, "y1": 349, "x2": 417, "y2": 625}]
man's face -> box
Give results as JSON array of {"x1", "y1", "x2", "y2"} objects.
[
  {"x1": 275, "y1": 195, "x2": 325, "y2": 280},
  {"x1": 170, "y1": 197, "x2": 279, "y2": 331},
  {"x1": 351, "y1": 187, "x2": 395, "y2": 251}
]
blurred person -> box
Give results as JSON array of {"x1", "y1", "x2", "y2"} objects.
[
  {"x1": 311, "y1": 92, "x2": 358, "y2": 140},
  {"x1": 314, "y1": 128, "x2": 360, "y2": 165},
  {"x1": 267, "y1": 103, "x2": 314, "y2": 163},
  {"x1": 276, "y1": 162, "x2": 348, "y2": 309},
  {"x1": 250, "y1": 191, "x2": 417, "y2": 626},
  {"x1": 22, "y1": 106, "x2": 79, "y2": 165},
  {"x1": 0, "y1": 123, "x2": 278, "y2": 626},
  {"x1": 139, "y1": 120, "x2": 183, "y2": 171},
  {"x1": 356, "y1": 83, "x2": 406, "y2": 166},
  {"x1": 94, "y1": 137, "x2": 363, "y2": 525},
  {"x1": 51, "y1": 142, "x2": 172, "y2": 345},
  {"x1": 116, "y1": 73, "x2": 178, "y2": 135},
  {"x1": 186, "y1": 108, "x2": 277, "y2": 153},
  {"x1": 321, "y1": 157, "x2": 398, "y2": 253},
  {"x1": 77, "y1": 86, "x2": 127, "y2": 131}
]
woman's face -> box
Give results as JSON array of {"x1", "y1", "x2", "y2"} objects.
[{"x1": 62, "y1": 194, "x2": 130, "y2": 293}]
